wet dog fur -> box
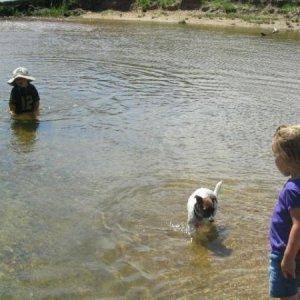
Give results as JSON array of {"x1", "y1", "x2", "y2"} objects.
[{"x1": 187, "y1": 181, "x2": 222, "y2": 235}]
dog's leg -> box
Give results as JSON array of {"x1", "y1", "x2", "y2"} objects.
[{"x1": 187, "y1": 221, "x2": 196, "y2": 235}]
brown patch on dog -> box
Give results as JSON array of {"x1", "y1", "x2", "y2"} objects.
[{"x1": 202, "y1": 196, "x2": 216, "y2": 210}]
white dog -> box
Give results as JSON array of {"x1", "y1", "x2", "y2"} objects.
[{"x1": 187, "y1": 181, "x2": 222, "y2": 235}]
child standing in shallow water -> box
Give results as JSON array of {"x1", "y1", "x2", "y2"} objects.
[
  {"x1": 269, "y1": 125, "x2": 300, "y2": 299},
  {"x1": 8, "y1": 67, "x2": 40, "y2": 116}
]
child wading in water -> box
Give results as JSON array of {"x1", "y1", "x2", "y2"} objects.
[
  {"x1": 269, "y1": 125, "x2": 300, "y2": 299},
  {"x1": 8, "y1": 67, "x2": 40, "y2": 116}
]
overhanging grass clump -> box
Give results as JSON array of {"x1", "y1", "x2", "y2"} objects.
[
  {"x1": 137, "y1": 0, "x2": 182, "y2": 10},
  {"x1": 280, "y1": 3, "x2": 299, "y2": 13},
  {"x1": 0, "y1": 2, "x2": 83, "y2": 17},
  {"x1": 136, "y1": 0, "x2": 237, "y2": 13},
  {"x1": 137, "y1": 0, "x2": 151, "y2": 10},
  {"x1": 33, "y1": 5, "x2": 69, "y2": 17},
  {"x1": 0, "y1": 5, "x2": 20, "y2": 17},
  {"x1": 212, "y1": 0, "x2": 237, "y2": 13}
]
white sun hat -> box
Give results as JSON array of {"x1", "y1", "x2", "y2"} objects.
[{"x1": 7, "y1": 67, "x2": 36, "y2": 85}]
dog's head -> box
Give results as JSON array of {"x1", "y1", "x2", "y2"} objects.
[{"x1": 194, "y1": 195, "x2": 217, "y2": 222}]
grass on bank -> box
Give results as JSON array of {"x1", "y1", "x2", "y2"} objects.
[
  {"x1": 0, "y1": 0, "x2": 299, "y2": 24},
  {"x1": 0, "y1": 5, "x2": 21, "y2": 17},
  {"x1": 0, "y1": 5, "x2": 67, "y2": 17},
  {"x1": 0, "y1": 4, "x2": 83, "y2": 17},
  {"x1": 137, "y1": 0, "x2": 181, "y2": 10},
  {"x1": 211, "y1": 0, "x2": 237, "y2": 13},
  {"x1": 137, "y1": 0, "x2": 299, "y2": 16},
  {"x1": 281, "y1": 3, "x2": 299, "y2": 13},
  {"x1": 33, "y1": 6, "x2": 69, "y2": 17},
  {"x1": 241, "y1": 14, "x2": 274, "y2": 23},
  {"x1": 137, "y1": 0, "x2": 237, "y2": 11}
]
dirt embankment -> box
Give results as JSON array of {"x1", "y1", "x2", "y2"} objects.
[{"x1": 78, "y1": 9, "x2": 299, "y2": 32}]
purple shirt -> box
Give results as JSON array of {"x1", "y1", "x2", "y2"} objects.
[{"x1": 270, "y1": 178, "x2": 300, "y2": 254}]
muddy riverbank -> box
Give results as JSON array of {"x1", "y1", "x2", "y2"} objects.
[{"x1": 77, "y1": 9, "x2": 299, "y2": 32}]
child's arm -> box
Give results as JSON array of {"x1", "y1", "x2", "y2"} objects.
[
  {"x1": 33, "y1": 100, "x2": 39, "y2": 113},
  {"x1": 281, "y1": 208, "x2": 300, "y2": 279},
  {"x1": 32, "y1": 85, "x2": 40, "y2": 112},
  {"x1": 9, "y1": 88, "x2": 18, "y2": 114},
  {"x1": 9, "y1": 102, "x2": 16, "y2": 114}
]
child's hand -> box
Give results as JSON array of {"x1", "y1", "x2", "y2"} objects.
[
  {"x1": 281, "y1": 256, "x2": 296, "y2": 279},
  {"x1": 282, "y1": 208, "x2": 300, "y2": 279}
]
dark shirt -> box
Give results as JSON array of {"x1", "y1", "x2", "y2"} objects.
[{"x1": 9, "y1": 83, "x2": 40, "y2": 114}]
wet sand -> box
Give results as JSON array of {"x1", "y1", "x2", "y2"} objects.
[{"x1": 78, "y1": 10, "x2": 300, "y2": 32}]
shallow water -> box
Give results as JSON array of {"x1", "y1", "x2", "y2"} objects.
[{"x1": 0, "y1": 19, "x2": 299, "y2": 299}]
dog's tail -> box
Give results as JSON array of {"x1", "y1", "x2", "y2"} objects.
[{"x1": 213, "y1": 181, "x2": 223, "y2": 196}]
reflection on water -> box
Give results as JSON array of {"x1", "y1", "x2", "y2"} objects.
[
  {"x1": 0, "y1": 19, "x2": 299, "y2": 299},
  {"x1": 10, "y1": 119, "x2": 39, "y2": 153}
]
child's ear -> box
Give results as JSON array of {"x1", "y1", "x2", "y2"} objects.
[{"x1": 195, "y1": 195, "x2": 203, "y2": 203}]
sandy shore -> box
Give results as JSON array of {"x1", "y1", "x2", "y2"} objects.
[{"x1": 78, "y1": 10, "x2": 300, "y2": 33}]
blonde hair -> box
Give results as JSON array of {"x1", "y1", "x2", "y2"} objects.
[{"x1": 272, "y1": 125, "x2": 300, "y2": 163}]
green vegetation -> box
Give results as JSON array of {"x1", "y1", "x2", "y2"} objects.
[
  {"x1": 281, "y1": 3, "x2": 299, "y2": 13},
  {"x1": 137, "y1": 0, "x2": 151, "y2": 11},
  {"x1": 212, "y1": 0, "x2": 237, "y2": 13},
  {"x1": 0, "y1": 1, "x2": 83, "y2": 17},
  {"x1": 0, "y1": 0, "x2": 299, "y2": 22},
  {"x1": 137, "y1": 0, "x2": 182, "y2": 10},
  {"x1": 222, "y1": 2, "x2": 236, "y2": 13},
  {"x1": 241, "y1": 14, "x2": 272, "y2": 23},
  {"x1": 0, "y1": 5, "x2": 21, "y2": 17},
  {"x1": 159, "y1": 0, "x2": 179, "y2": 9},
  {"x1": 33, "y1": 6, "x2": 69, "y2": 17}
]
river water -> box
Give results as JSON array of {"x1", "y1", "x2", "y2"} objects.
[{"x1": 0, "y1": 19, "x2": 299, "y2": 299}]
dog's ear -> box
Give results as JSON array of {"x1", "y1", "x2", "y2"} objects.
[
  {"x1": 195, "y1": 195, "x2": 203, "y2": 203},
  {"x1": 210, "y1": 195, "x2": 217, "y2": 204}
]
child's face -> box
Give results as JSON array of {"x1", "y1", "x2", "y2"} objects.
[
  {"x1": 15, "y1": 77, "x2": 28, "y2": 87},
  {"x1": 272, "y1": 142, "x2": 291, "y2": 176},
  {"x1": 272, "y1": 141, "x2": 291, "y2": 176},
  {"x1": 274, "y1": 153, "x2": 291, "y2": 176}
]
